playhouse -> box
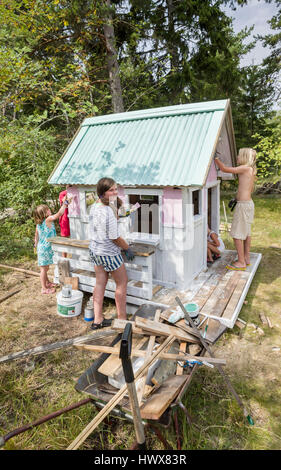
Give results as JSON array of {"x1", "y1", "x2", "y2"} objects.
[{"x1": 48, "y1": 99, "x2": 239, "y2": 310}]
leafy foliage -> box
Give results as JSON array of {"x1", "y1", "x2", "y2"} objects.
[{"x1": 254, "y1": 113, "x2": 281, "y2": 182}]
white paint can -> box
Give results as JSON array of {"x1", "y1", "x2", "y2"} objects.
[
  {"x1": 84, "y1": 307, "x2": 94, "y2": 322},
  {"x1": 57, "y1": 290, "x2": 83, "y2": 317}
]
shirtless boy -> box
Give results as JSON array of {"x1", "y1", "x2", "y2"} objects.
[{"x1": 215, "y1": 148, "x2": 256, "y2": 270}]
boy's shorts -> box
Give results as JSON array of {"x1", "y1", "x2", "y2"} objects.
[
  {"x1": 89, "y1": 250, "x2": 124, "y2": 272},
  {"x1": 230, "y1": 200, "x2": 254, "y2": 240}
]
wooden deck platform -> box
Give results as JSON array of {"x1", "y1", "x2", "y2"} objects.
[{"x1": 151, "y1": 250, "x2": 262, "y2": 343}]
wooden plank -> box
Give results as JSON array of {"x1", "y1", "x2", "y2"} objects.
[
  {"x1": 152, "y1": 285, "x2": 162, "y2": 295},
  {"x1": 0, "y1": 330, "x2": 116, "y2": 365},
  {"x1": 64, "y1": 276, "x2": 79, "y2": 290},
  {"x1": 98, "y1": 336, "x2": 148, "y2": 379},
  {"x1": 199, "y1": 272, "x2": 240, "y2": 343},
  {"x1": 137, "y1": 309, "x2": 161, "y2": 404},
  {"x1": 67, "y1": 335, "x2": 175, "y2": 450},
  {"x1": 75, "y1": 344, "x2": 226, "y2": 365},
  {"x1": 221, "y1": 277, "x2": 248, "y2": 321},
  {"x1": 58, "y1": 259, "x2": 70, "y2": 284},
  {"x1": 78, "y1": 284, "x2": 170, "y2": 309},
  {"x1": 71, "y1": 272, "x2": 151, "y2": 299},
  {"x1": 205, "y1": 276, "x2": 248, "y2": 344},
  {"x1": 48, "y1": 237, "x2": 155, "y2": 257},
  {"x1": 235, "y1": 318, "x2": 246, "y2": 329},
  {"x1": 139, "y1": 375, "x2": 187, "y2": 420},
  {"x1": 112, "y1": 319, "x2": 148, "y2": 336},
  {"x1": 259, "y1": 313, "x2": 267, "y2": 325},
  {"x1": 176, "y1": 343, "x2": 187, "y2": 375},
  {"x1": 220, "y1": 254, "x2": 261, "y2": 329},
  {"x1": 200, "y1": 272, "x2": 240, "y2": 316},
  {"x1": 0, "y1": 289, "x2": 22, "y2": 304},
  {"x1": 160, "y1": 311, "x2": 202, "y2": 339},
  {"x1": 0, "y1": 264, "x2": 40, "y2": 277},
  {"x1": 48, "y1": 236, "x2": 89, "y2": 248},
  {"x1": 134, "y1": 317, "x2": 199, "y2": 344},
  {"x1": 266, "y1": 316, "x2": 273, "y2": 328}
]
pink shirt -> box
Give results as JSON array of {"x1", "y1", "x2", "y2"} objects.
[{"x1": 59, "y1": 190, "x2": 70, "y2": 237}]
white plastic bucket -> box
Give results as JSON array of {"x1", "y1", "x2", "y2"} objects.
[{"x1": 56, "y1": 290, "x2": 83, "y2": 318}]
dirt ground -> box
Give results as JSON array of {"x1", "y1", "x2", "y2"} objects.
[{"x1": 0, "y1": 263, "x2": 117, "y2": 357}]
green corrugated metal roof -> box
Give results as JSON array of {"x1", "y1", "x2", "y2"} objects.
[{"x1": 48, "y1": 99, "x2": 231, "y2": 187}]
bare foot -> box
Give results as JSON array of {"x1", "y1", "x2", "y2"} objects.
[
  {"x1": 41, "y1": 287, "x2": 56, "y2": 294},
  {"x1": 46, "y1": 281, "x2": 57, "y2": 288}
]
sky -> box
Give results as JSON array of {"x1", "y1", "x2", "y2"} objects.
[{"x1": 223, "y1": 0, "x2": 279, "y2": 66}]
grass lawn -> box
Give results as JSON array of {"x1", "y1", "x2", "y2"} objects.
[{"x1": 0, "y1": 193, "x2": 280, "y2": 451}]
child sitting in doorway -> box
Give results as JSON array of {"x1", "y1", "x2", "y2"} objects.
[{"x1": 207, "y1": 226, "x2": 225, "y2": 264}]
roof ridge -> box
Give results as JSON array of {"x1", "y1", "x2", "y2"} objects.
[{"x1": 82, "y1": 100, "x2": 228, "y2": 127}]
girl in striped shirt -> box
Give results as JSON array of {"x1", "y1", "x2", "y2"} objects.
[{"x1": 89, "y1": 178, "x2": 134, "y2": 329}]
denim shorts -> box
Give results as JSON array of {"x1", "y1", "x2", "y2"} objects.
[{"x1": 89, "y1": 250, "x2": 124, "y2": 272}]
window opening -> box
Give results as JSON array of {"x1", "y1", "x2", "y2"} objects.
[
  {"x1": 129, "y1": 194, "x2": 159, "y2": 234},
  {"x1": 192, "y1": 190, "x2": 200, "y2": 216},
  {"x1": 85, "y1": 191, "x2": 98, "y2": 214}
]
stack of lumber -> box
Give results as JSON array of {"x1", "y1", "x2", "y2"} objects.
[
  {"x1": 75, "y1": 311, "x2": 226, "y2": 421},
  {"x1": 70, "y1": 307, "x2": 228, "y2": 450}
]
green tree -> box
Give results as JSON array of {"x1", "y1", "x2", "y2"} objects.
[{"x1": 253, "y1": 112, "x2": 281, "y2": 190}]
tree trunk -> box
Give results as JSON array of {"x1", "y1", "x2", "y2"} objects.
[
  {"x1": 103, "y1": 0, "x2": 124, "y2": 113},
  {"x1": 166, "y1": 0, "x2": 179, "y2": 70}
]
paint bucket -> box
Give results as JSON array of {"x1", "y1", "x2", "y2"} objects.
[
  {"x1": 56, "y1": 289, "x2": 83, "y2": 318},
  {"x1": 62, "y1": 284, "x2": 72, "y2": 298},
  {"x1": 184, "y1": 302, "x2": 200, "y2": 327}
]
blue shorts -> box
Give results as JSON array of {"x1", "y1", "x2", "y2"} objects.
[{"x1": 89, "y1": 250, "x2": 124, "y2": 272}]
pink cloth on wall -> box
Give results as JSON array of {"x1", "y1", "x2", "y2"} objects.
[{"x1": 59, "y1": 190, "x2": 70, "y2": 237}]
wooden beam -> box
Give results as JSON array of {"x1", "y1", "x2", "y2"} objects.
[
  {"x1": 98, "y1": 336, "x2": 148, "y2": 379},
  {"x1": 0, "y1": 289, "x2": 22, "y2": 304},
  {"x1": 75, "y1": 344, "x2": 226, "y2": 365},
  {"x1": 134, "y1": 317, "x2": 199, "y2": 343},
  {"x1": 64, "y1": 276, "x2": 79, "y2": 290},
  {"x1": 0, "y1": 264, "x2": 40, "y2": 277},
  {"x1": 112, "y1": 319, "x2": 146, "y2": 336},
  {"x1": 139, "y1": 375, "x2": 187, "y2": 420},
  {"x1": 176, "y1": 343, "x2": 187, "y2": 375},
  {"x1": 58, "y1": 259, "x2": 70, "y2": 284},
  {"x1": 0, "y1": 329, "x2": 116, "y2": 365},
  {"x1": 137, "y1": 309, "x2": 161, "y2": 405}
]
